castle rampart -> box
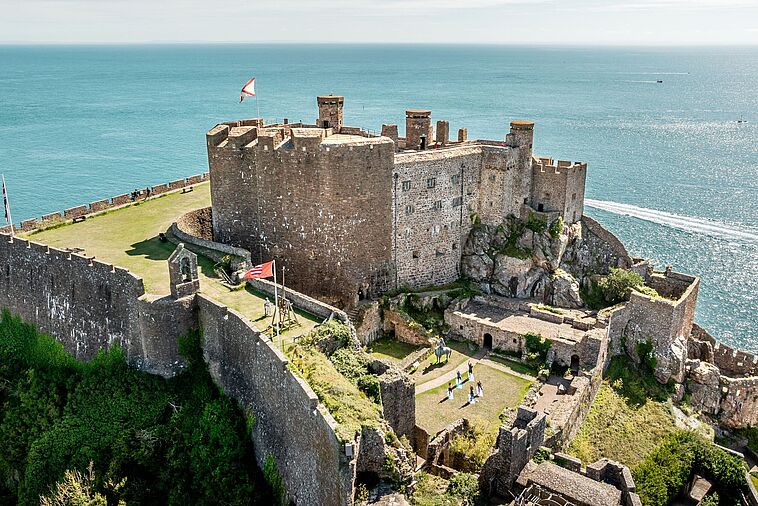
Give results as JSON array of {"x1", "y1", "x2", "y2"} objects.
[
  {"x1": 531, "y1": 157, "x2": 587, "y2": 224},
  {"x1": 197, "y1": 294, "x2": 354, "y2": 505},
  {"x1": 0, "y1": 233, "x2": 189, "y2": 376}
]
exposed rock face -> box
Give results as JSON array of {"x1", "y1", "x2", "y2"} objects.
[
  {"x1": 356, "y1": 427, "x2": 415, "y2": 485},
  {"x1": 686, "y1": 359, "x2": 723, "y2": 414},
  {"x1": 461, "y1": 216, "x2": 630, "y2": 307}
]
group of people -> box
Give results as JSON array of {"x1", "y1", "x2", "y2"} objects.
[{"x1": 446, "y1": 361, "x2": 484, "y2": 405}]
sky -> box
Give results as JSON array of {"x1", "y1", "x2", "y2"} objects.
[{"x1": 0, "y1": 0, "x2": 757, "y2": 45}]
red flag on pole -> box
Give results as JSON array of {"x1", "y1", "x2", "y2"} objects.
[
  {"x1": 240, "y1": 77, "x2": 256, "y2": 103},
  {"x1": 241, "y1": 260, "x2": 273, "y2": 280}
]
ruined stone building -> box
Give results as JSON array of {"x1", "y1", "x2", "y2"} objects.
[{"x1": 206, "y1": 96, "x2": 586, "y2": 306}]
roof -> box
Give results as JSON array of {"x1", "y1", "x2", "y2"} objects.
[{"x1": 523, "y1": 462, "x2": 622, "y2": 506}]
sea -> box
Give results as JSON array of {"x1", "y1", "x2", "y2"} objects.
[{"x1": 0, "y1": 44, "x2": 756, "y2": 352}]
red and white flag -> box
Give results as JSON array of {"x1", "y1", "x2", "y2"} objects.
[
  {"x1": 241, "y1": 260, "x2": 273, "y2": 280},
  {"x1": 239, "y1": 77, "x2": 256, "y2": 103}
]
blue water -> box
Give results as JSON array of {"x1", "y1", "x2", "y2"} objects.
[{"x1": 1, "y1": 45, "x2": 756, "y2": 351}]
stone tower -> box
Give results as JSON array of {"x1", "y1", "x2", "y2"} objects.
[
  {"x1": 317, "y1": 95, "x2": 344, "y2": 130},
  {"x1": 405, "y1": 109, "x2": 432, "y2": 150}
]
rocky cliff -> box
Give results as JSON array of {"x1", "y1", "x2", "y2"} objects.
[{"x1": 461, "y1": 215, "x2": 631, "y2": 308}]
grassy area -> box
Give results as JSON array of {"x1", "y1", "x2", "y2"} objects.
[
  {"x1": 751, "y1": 473, "x2": 758, "y2": 490},
  {"x1": 21, "y1": 183, "x2": 319, "y2": 341},
  {"x1": 414, "y1": 340, "x2": 479, "y2": 386},
  {"x1": 488, "y1": 353, "x2": 539, "y2": 377},
  {"x1": 25, "y1": 184, "x2": 212, "y2": 294},
  {"x1": 567, "y1": 357, "x2": 678, "y2": 468},
  {"x1": 415, "y1": 364, "x2": 532, "y2": 435},
  {"x1": 366, "y1": 337, "x2": 420, "y2": 364},
  {"x1": 286, "y1": 325, "x2": 383, "y2": 442}
]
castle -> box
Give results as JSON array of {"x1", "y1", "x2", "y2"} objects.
[
  {"x1": 1, "y1": 93, "x2": 756, "y2": 506},
  {"x1": 206, "y1": 96, "x2": 586, "y2": 307}
]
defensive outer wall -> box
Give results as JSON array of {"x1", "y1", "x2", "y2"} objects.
[{"x1": 0, "y1": 179, "x2": 374, "y2": 505}]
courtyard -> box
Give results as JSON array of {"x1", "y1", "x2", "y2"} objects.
[{"x1": 22, "y1": 183, "x2": 319, "y2": 342}]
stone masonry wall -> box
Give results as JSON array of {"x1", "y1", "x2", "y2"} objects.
[
  {"x1": 197, "y1": 295, "x2": 354, "y2": 506},
  {"x1": 393, "y1": 146, "x2": 481, "y2": 289},
  {"x1": 208, "y1": 125, "x2": 396, "y2": 307},
  {"x1": 14, "y1": 174, "x2": 208, "y2": 233},
  {"x1": 607, "y1": 271, "x2": 699, "y2": 383},
  {"x1": 0, "y1": 233, "x2": 190, "y2": 376}
]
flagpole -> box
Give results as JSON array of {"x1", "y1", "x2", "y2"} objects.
[
  {"x1": 272, "y1": 259, "x2": 280, "y2": 343},
  {"x1": 255, "y1": 93, "x2": 261, "y2": 125},
  {"x1": 2, "y1": 175, "x2": 14, "y2": 237}
]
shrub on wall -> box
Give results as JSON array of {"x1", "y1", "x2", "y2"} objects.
[
  {"x1": 633, "y1": 431, "x2": 747, "y2": 506},
  {"x1": 549, "y1": 216, "x2": 564, "y2": 239},
  {"x1": 523, "y1": 332, "x2": 551, "y2": 368},
  {"x1": 526, "y1": 213, "x2": 547, "y2": 234}
]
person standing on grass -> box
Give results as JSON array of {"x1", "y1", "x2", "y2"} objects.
[
  {"x1": 447, "y1": 382, "x2": 454, "y2": 401},
  {"x1": 476, "y1": 380, "x2": 484, "y2": 398},
  {"x1": 468, "y1": 361, "x2": 475, "y2": 382},
  {"x1": 456, "y1": 370, "x2": 463, "y2": 389},
  {"x1": 468, "y1": 385, "x2": 476, "y2": 405}
]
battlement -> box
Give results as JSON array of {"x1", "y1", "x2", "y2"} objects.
[
  {"x1": 533, "y1": 157, "x2": 587, "y2": 172},
  {"x1": 13, "y1": 173, "x2": 209, "y2": 234}
]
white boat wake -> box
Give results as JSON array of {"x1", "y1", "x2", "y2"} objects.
[{"x1": 585, "y1": 199, "x2": 758, "y2": 244}]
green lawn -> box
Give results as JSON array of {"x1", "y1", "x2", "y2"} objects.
[
  {"x1": 25, "y1": 184, "x2": 212, "y2": 294},
  {"x1": 366, "y1": 337, "x2": 420, "y2": 363},
  {"x1": 415, "y1": 364, "x2": 532, "y2": 435},
  {"x1": 487, "y1": 354, "x2": 539, "y2": 377},
  {"x1": 22, "y1": 183, "x2": 319, "y2": 341},
  {"x1": 414, "y1": 340, "x2": 479, "y2": 386},
  {"x1": 567, "y1": 382, "x2": 677, "y2": 468}
]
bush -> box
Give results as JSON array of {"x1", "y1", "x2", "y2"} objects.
[
  {"x1": 526, "y1": 213, "x2": 547, "y2": 234},
  {"x1": 523, "y1": 332, "x2": 551, "y2": 368},
  {"x1": 0, "y1": 312, "x2": 267, "y2": 506},
  {"x1": 636, "y1": 339, "x2": 658, "y2": 373},
  {"x1": 263, "y1": 455, "x2": 284, "y2": 506},
  {"x1": 596, "y1": 268, "x2": 656, "y2": 306},
  {"x1": 446, "y1": 473, "x2": 479, "y2": 504},
  {"x1": 633, "y1": 431, "x2": 747, "y2": 506},
  {"x1": 549, "y1": 216, "x2": 564, "y2": 239},
  {"x1": 605, "y1": 356, "x2": 673, "y2": 406},
  {"x1": 448, "y1": 419, "x2": 497, "y2": 473}
]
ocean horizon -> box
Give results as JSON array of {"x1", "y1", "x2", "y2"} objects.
[{"x1": 1, "y1": 43, "x2": 755, "y2": 351}]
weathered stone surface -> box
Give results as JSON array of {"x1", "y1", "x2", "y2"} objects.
[
  {"x1": 461, "y1": 254, "x2": 493, "y2": 282},
  {"x1": 549, "y1": 270, "x2": 582, "y2": 309}
]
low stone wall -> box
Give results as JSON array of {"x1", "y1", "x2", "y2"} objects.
[
  {"x1": 383, "y1": 308, "x2": 432, "y2": 347},
  {"x1": 248, "y1": 277, "x2": 348, "y2": 323},
  {"x1": 353, "y1": 301, "x2": 383, "y2": 345},
  {"x1": 14, "y1": 173, "x2": 209, "y2": 233},
  {"x1": 197, "y1": 295, "x2": 354, "y2": 505},
  {"x1": 171, "y1": 208, "x2": 251, "y2": 270}
]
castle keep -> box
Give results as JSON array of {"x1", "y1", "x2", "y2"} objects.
[{"x1": 206, "y1": 96, "x2": 586, "y2": 306}]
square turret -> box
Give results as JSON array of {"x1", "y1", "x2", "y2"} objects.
[{"x1": 317, "y1": 95, "x2": 344, "y2": 130}]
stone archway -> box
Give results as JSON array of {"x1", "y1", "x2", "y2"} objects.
[
  {"x1": 483, "y1": 333, "x2": 493, "y2": 350},
  {"x1": 570, "y1": 354, "x2": 580, "y2": 374}
]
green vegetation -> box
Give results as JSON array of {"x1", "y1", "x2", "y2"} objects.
[
  {"x1": 0, "y1": 310, "x2": 268, "y2": 505},
  {"x1": 526, "y1": 213, "x2": 547, "y2": 234},
  {"x1": 411, "y1": 472, "x2": 479, "y2": 506},
  {"x1": 496, "y1": 214, "x2": 531, "y2": 259},
  {"x1": 633, "y1": 431, "x2": 747, "y2": 506},
  {"x1": 263, "y1": 455, "x2": 284, "y2": 506},
  {"x1": 400, "y1": 295, "x2": 449, "y2": 336},
  {"x1": 366, "y1": 337, "x2": 420, "y2": 364},
  {"x1": 568, "y1": 357, "x2": 677, "y2": 468},
  {"x1": 286, "y1": 322, "x2": 382, "y2": 441},
  {"x1": 532, "y1": 447, "x2": 552, "y2": 464},
  {"x1": 523, "y1": 332, "x2": 551, "y2": 369},
  {"x1": 535, "y1": 304, "x2": 563, "y2": 315},
  {"x1": 581, "y1": 268, "x2": 661, "y2": 310},
  {"x1": 636, "y1": 339, "x2": 658, "y2": 374},
  {"x1": 40, "y1": 462, "x2": 123, "y2": 506},
  {"x1": 733, "y1": 426, "x2": 758, "y2": 454},
  {"x1": 549, "y1": 216, "x2": 564, "y2": 239},
  {"x1": 448, "y1": 418, "x2": 498, "y2": 473}
]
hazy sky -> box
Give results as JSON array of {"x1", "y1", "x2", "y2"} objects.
[{"x1": 1, "y1": 0, "x2": 757, "y2": 45}]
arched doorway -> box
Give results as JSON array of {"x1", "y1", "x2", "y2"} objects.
[
  {"x1": 483, "y1": 333, "x2": 493, "y2": 350},
  {"x1": 570, "y1": 354, "x2": 580, "y2": 374}
]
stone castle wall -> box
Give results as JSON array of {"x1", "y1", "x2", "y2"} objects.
[
  {"x1": 5, "y1": 174, "x2": 208, "y2": 234},
  {"x1": 207, "y1": 124, "x2": 396, "y2": 307},
  {"x1": 393, "y1": 146, "x2": 481, "y2": 288},
  {"x1": 0, "y1": 233, "x2": 190, "y2": 376},
  {"x1": 531, "y1": 158, "x2": 587, "y2": 224},
  {"x1": 608, "y1": 270, "x2": 699, "y2": 383},
  {"x1": 197, "y1": 295, "x2": 354, "y2": 505}
]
